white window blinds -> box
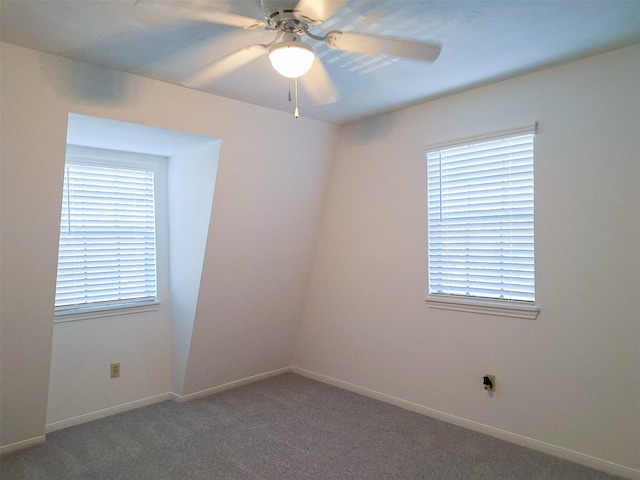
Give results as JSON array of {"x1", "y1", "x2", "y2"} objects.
[
  {"x1": 55, "y1": 150, "x2": 158, "y2": 314},
  {"x1": 427, "y1": 129, "x2": 536, "y2": 304}
]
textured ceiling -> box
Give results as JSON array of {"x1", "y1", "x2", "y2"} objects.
[{"x1": 1, "y1": 0, "x2": 639, "y2": 124}]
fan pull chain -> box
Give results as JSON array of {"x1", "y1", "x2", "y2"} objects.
[
  {"x1": 294, "y1": 77, "x2": 300, "y2": 118},
  {"x1": 288, "y1": 79, "x2": 292, "y2": 102}
]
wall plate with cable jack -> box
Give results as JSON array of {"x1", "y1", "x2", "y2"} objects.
[{"x1": 483, "y1": 374, "x2": 495, "y2": 392}]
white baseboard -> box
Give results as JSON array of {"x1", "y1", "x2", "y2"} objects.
[
  {"x1": 291, "y1": 367, "x2": 640, "y2": 480},
  {"x1": 45, "y1": 392, "x2": 173, "y2": 434},
  {"x1": 0, "y1": 435, "x2": 46, "y2": 456},
  {"x1": 6, "y1": 368, "x2": 291, "y2": 455},
  {"x1": 172, "y1": 366, "x2": 292, "y2": 403},
  {"x1": 41, "y1": 367, "x2": 292, "y2": 436}
]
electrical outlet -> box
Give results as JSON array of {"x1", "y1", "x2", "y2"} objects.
[
  {"x1": 110, "y1": 363, "x2": 120, "y2": 378},
  {"x1": 483, "y1": 374, "x2": 495, "y2": 392}
]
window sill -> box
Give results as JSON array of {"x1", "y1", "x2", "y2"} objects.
[
  {"x1": 54, "y1": 302, "x2": 160, "y2": 323},
  {"x1": 426, "y1": 295, "x2": 539, "y2": 320}
]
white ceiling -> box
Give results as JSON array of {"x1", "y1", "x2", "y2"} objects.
[{"x1": 2, "y1": 0, "x2": 639, "y2": 124}]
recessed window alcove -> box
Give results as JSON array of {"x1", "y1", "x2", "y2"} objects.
[{"x1": 46, "y1": 113, "x2": 220, "y2": 431}]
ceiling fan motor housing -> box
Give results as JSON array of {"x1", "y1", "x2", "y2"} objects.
[{"x1": 259, "y1": 0, "x2": 301, "y2": 29}]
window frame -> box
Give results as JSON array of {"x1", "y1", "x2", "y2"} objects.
[
  {"x1": 54, "y1": 145, "x2": 169, "y2": 322},
  {"x1": 424, "y1": 125, "x2": 539, "y2": 320}
]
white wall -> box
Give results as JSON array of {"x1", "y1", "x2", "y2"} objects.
[
  {"x1": 0, "y1": 42, "x2": 338, "y2": 447},
  {"x1": 46, "y1": 309, "x2": 173, "y2": 428},
  {"x1": 168, "y1": 140, "x2": 221, "y2": 395},
  {"x1": 294, "y1": 44, "x2": 640, "y2": 476}
]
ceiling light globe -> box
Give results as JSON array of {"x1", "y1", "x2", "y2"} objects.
[{"x1": 268, "y1": 41, "x2": 315, "y2": 78}]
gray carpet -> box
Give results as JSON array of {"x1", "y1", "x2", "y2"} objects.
[{"x1": 0, "y1": 373, "x2": 625, "y2": 479}]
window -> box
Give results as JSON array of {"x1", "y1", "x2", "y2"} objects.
[
  {"x1": 54, "y1": 146, "x2": 165, "y2": 317},
  {"x1": 426, "y1": 125, "x2": 538, "y2": 319}
]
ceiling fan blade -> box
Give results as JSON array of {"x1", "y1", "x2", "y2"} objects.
[
  {"x1": 325, "y1": 31, "x2": 442, "y2": 62},
  {"x1": 182, "y1": 44, "x2": 268, "y2": 87},
  {"x1": 134, "y1": 1, "x2": 266, "y2": 29},
  {"x1": 300, "y1": 59, "x2": 339, "y2": 105},
  {"x1": 293, "y1": 0, "x2": 348, "y2": 25}
]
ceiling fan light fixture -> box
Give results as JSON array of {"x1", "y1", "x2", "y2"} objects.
[{"x1": 268, "y1": 40, "x2": 315, "y2": 78}]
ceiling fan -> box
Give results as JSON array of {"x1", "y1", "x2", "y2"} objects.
[{"x1": 135, "y1": 0, "x2": 442, "y2": 115}]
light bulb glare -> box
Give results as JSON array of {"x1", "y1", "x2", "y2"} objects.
[{"x1": 268, "y1": 41, "x2": 315, "y2": 78}]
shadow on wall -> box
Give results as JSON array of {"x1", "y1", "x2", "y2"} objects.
[
  {"x1": 33, "y1": 16, "x2": 257, "y2": 107},
  {"x1": 39, "y1": 52, "x2": 139, "y2": 106},
  {"x1": 343, "y1": 109, "x2": 403, "y2": 146}
]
